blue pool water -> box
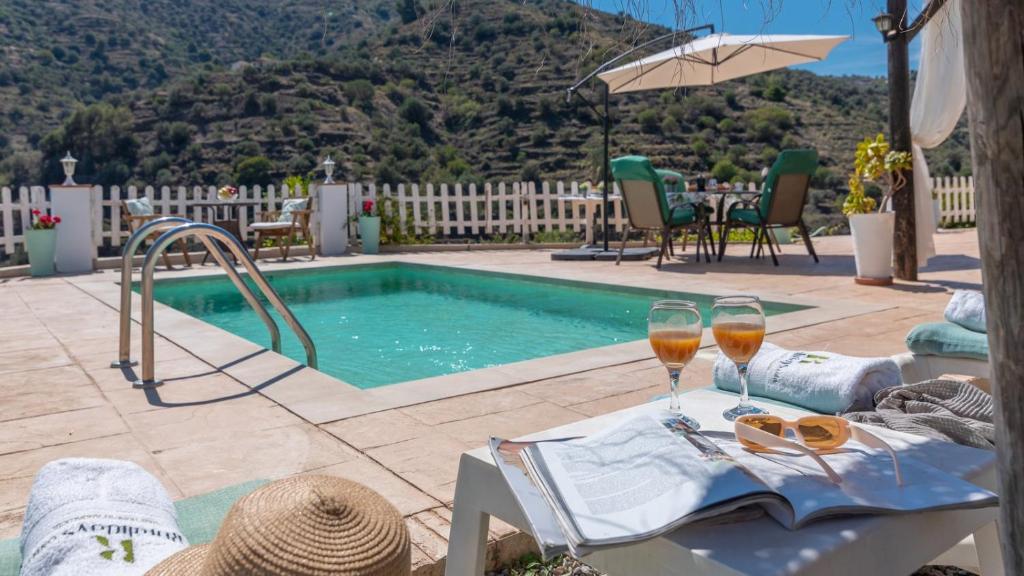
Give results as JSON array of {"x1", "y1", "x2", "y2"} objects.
[{"x1": 149, "y1": 263, "x2": 807, "y2": 388}]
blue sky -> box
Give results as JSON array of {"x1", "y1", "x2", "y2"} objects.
[{"x1": 582, "y1": 1, "x2": 926, "y2": 76}]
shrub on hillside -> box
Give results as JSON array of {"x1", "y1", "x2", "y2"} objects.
[
  {"x1": 235, "y1": 156, "x2": 273, "y2": 186},
  {"x1": 711, "y1": 158, "x2": 738, "y2": 182},
  {"x1": 637, "y1": 109, "x2": 659, "y2": 133},
  {"x1": 344, "y1": 79, "x2": 375, "y2": 110},
  {"x1": 39, "y1": 103, "x2": 138, "y2": 186},
  {"x1": 155, "y1": 122, "x2": 192, "y2": 154},
  {"x1": 399, "y1": 96, "x2": 431, "y2": 130}
]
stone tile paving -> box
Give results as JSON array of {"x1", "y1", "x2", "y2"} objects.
[{"x1": 0, "y1": 229, "x2": 982, "y2": 573}]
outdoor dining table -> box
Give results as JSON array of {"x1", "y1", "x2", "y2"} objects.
[
  {"x1": 191, "y1": 199, "x2": 261, "y2": 263},
  {"x1": 444, "y1": 388, "x2": 1002, "y2": 576},
  {"x1": 558, "y1": 194, "x2": 622, "y2": 246},
  {"x1": 691, "y1": 187, "x2": 760, "y2": 235}
]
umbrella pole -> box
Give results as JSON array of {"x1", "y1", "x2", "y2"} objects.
[{"x1": 602, "y1": 83, "x2": 611, "y2": 252}]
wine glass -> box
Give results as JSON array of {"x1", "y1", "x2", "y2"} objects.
[
  {"x1": 648, "y1": 300, "x2": 703, "y2": 429},
  {"x1": 712, "y1": 295, "x2": 768, "y2": 421}
]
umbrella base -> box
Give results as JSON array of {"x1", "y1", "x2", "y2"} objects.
[{"x1": 551, "y1": 247, "x2": 658, "y2": 261}]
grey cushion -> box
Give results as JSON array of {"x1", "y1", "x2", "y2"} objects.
[
  {"x1": 277, "y1": 197, "x2": 308, "y2": 223},
  {"x1": 124, "y1": 197, "x2": 154, "y2": 216}
]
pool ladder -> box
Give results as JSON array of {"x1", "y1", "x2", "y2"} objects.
[{"x1": 112, "y1": 217, "x2": 318, "y2": 388}]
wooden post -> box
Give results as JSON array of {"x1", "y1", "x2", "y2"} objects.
[
  {"x1": 887, "y1": 0, "x2": 917, "y2": 280},
  {"x1": 960, "y1": 1, "x2": 1024, "y2": 571}
]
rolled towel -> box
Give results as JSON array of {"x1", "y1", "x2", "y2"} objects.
[
  {"x1": 944, "y1": 289, "x2": 987, "y2": 333},
  {"x1": 712, "y1": 343, "x2": 903, "y2": 414},
  {"x1": 19, "y1": 458, "x2": 187, "y2": 576}
]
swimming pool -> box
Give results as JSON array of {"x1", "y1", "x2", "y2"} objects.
[{"x1": 150, "y1": 263, "x2": 807, "y2": 389}]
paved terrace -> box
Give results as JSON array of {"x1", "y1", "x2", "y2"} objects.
[{"x1": 0, "y1": 230, "x2": 981, "y2": 574}]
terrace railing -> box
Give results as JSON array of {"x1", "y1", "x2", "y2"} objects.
[{"x1": 0, "y1": 176, "x2": 977, "y2": 264}]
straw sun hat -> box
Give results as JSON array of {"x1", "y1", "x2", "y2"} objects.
[{"x1": 148, "y1": 475, "x2": 410, "y2": 576}]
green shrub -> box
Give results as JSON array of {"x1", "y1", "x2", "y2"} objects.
[
  {"x1": 711, "y1": 158, "x2": 738, "y2": 182},
  {"x1": 532, "y1": 229, "x2": 580, "y2": 243},
  {"x1": 399, "y1": 96, "x2": 431, "y2": 129},
  {"x1": 765, "y1": 81, "x2": 787, "y2": 102},
  {"x1": 637, "y1": 109, "x2": 659, "y2": 133},
  {"x1": 697, "y1": 115, "x2": 717, "y2": 130},
  {"x1": 235, "y1": 156, "x2": 273, "y2": 186},
  {"x1": 520, "y1": 161, "x2": 541, "y2": 182},
  {"x1": 396, "y1": 0, "x2": 417, "y2": 23},
  {"x1": 344, "y1": 79, "x2": 375, "y2": 110},
  {"x1": 724, "y1": 90, "x2": 740, "y2": 110}
]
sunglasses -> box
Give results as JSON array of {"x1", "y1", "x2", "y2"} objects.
[{"x1": 734, "y1": 415, "x2": 903, "y2": 486}]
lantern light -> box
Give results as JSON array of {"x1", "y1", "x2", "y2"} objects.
[{"x1": 61, "y1": 152, "x2": 78, "y2": 186}]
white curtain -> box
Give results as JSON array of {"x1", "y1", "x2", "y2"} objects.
[{"x1": 909, "y1": 0, "x2": 966, "y2": 267}]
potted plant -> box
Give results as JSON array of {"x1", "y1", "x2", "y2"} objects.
[
  {"x1": 357, "y1": 199, "x2": 380, "y2": 254},
  {"x1": 843, "y1": 134, "x2": 912, "y2": 285},
  {"x1": 25, "y1": 209, "x2": 61, "y2": 277}
]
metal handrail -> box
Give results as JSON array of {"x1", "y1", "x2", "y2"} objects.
[
  {"x1": 111, "y1": 218, "x2": 282, "y2": 369},
  {"x1": 135, "y1": 222, "x2": 318, "y2": 388}
]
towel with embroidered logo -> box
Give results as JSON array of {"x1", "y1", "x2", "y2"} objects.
[
  {"x1": 713, "y1": 343, "x2": 902, "y2": 414},
  {"x1": 19, "y1": 458, "x2": 187, "y2": 576}
]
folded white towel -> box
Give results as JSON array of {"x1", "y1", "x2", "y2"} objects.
[
  {"x1": 944, "y1": 289, "x2": 987, "y2": 333},
  {"x1": 712, "y1": 343, "x2": 903, "y2": 414},
  {"x1": 19, "y1": 458, "x2": 187, "y2": 576}
]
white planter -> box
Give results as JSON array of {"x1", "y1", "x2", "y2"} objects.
[{"x1": 849, "y1": 212, "x2": 894, "y2": 284}]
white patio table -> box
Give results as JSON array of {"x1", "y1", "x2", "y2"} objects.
[
  {"x1": 558, "y1": 194, "x2": 622, "y2": 246},
  {"x1": 444, "y1": 388, "x2": 1003, "y2": 576}
]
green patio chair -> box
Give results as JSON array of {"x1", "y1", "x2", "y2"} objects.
[
  {"x1": 612, "y1": 156, "x2": 713, "y2": 267},
  {"x1": 657, "y1": 168, "x2": 715, "y2": 257},
  {"x1": 717, "y1": 149, "x2": 820, "y2": 266}
]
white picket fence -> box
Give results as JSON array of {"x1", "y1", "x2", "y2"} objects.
[
  {"x1": 0, "y1": 177, "x2": 977, "y2": 262},
  {"x1": 343, "y1": 181, "x2": 630, "y2": 239},
  {"x1": 932, "y1": 176, "x2": 976, "y2": 226}
]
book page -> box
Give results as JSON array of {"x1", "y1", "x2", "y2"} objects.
[
  {"x1": 708, "y1": 434, "x2": 998, "y2": 528},
  {"x1": 528, "y1": 415, "x2": 774, "y2": 545}
]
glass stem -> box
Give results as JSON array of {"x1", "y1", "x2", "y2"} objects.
[
  {"x1": 669, "y1": 369, "x2": 681, "y2": 412},
  {"x1": 737, "y1": 363, "x2": 751, "y2": 408}
]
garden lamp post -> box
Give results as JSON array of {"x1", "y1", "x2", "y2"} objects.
[
  {"x1": 322, "y1": 156, "x2": 336, "y2": 184},
  {"x1": 61, "y1": 152, "x2": 78, "y2": 186}
]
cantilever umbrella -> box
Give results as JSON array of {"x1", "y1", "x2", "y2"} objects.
[
  {"x1": 598, "y1": 33, "x2": 849, "y2": 92},
  {"x1": 567, "y1": 31, "x2": 848, "y2": 252}
]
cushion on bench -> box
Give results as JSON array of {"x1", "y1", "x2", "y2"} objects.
[{"x1": 906, "y1": 322, "x2": 989, "y2": 361}]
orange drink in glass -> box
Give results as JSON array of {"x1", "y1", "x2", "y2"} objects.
[
  {"x1": 712, "y1": 296, "x2": 768, "y2": 421},
  {"x1": 648, "y1": 300, "x2": 703, "y2": 429}
]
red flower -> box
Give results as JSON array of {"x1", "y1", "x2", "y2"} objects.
[
  {"x1": 54, "y1": 216, "x2": 61, "y2": 224},
  {"x1": 31, "y1": 209, "x2": 40, "y2": 216},
  {"x1": 362, "y1": 200, "x2": 374, "y2": 216}
]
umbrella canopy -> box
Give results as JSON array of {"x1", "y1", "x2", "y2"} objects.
[{"x1": 598, "y1": 33, "x2": 849, "y2": 94}]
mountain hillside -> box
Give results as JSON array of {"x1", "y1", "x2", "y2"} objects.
[{"x1": 0, "y1": 0, "x2": 971, "y2": 232}]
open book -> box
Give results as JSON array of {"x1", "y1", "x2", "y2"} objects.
[{"x1": 491, "y1": 414, "x2": 998, "y2": 559}]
